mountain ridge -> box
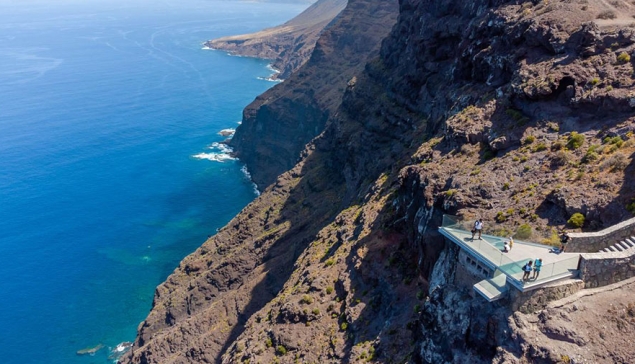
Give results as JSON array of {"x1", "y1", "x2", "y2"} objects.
[
  {"x1": 122, "y1": 0, "x2": 635, "y2": 362},
  {"x1": 206, "y1": 0, "x2": 347, "y2": 80}
]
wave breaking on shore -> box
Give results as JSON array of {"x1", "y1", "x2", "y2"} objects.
[
  {"x1": 192, "y1": 142, "x2": 236, "y2": 162},
  {"x1": 241, "y1": 165, "x2": 260, "y2": 196}
]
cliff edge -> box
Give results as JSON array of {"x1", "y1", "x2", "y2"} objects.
[
  {"x1": 206, "y1": 0, "x2": 347, "y2": 80},
  {"x1": 122, "y1": 0, "x2": 635, "y2": 363}
]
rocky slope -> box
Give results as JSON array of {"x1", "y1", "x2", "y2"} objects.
[
  {"x1": 496, "y1": 277, "x2": 635, "y2": 363},
  {"x1": 206, "y1": 0, "x2": 346, "y2": 80},
  {"x1": 122, "y1": 0, "x2": 635, "y2": 363}
]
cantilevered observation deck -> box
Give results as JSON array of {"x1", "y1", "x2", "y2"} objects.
[{"x1": 439, "y1": 215, "x2": 580, "y2": 302}]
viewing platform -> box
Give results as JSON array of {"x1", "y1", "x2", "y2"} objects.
[{"x1": 439, "y1": 215, "x2": 580, "y2": 302}]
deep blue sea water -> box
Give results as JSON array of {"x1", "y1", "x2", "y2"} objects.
[{"x1": 0, "y1": 1, "x2": 306, "y2": 363}]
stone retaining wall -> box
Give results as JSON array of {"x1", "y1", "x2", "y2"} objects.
[
  {"x1": 578, "y1": 252, "x2": 635, "y2": 288},
  {"x1": 568, "y1": 216, "x2": 635, "y2": 253},
  {"x1": 508, "y1": 279, "x2": 585, "y2": 314}
]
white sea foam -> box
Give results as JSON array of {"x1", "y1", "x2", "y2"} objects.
[
  {"x1": 209, "y1": 142, "x2": 233, "y2": 153},
  {"x1": 266, "y1": 64, "x2": 281, "y2": 74},
  {"x1": 193, "y1": 152, "x2": 236, "y2": 162},
  {"x1": 193, "y1": 142, "x2": 236, "y2": 162},
  {"x1": 257, "y1": 76, "x2": 283, "y2": 83},
  {"x1": 241, "y1": 165, "x2": 260, "y2": 196},
  {"x1": 114, "y1": 342, "x2": 132, "y2": 353},
  {"x1": 107, "y1": 341, "x2": 132, "y2": 362}
]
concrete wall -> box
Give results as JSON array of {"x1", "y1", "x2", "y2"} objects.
[
  {"x1": 579, "y1": 252, "x2": 635, "y2": 288},
  {"x1": 568, "y1": 216, "x2": 635, "y2": 253},
  {"x1": 454, "y1": 249, "x2": 493, "y2": 291}
]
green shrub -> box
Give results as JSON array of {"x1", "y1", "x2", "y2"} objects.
[
  {"x1": 326, "y1": 286, "x2": 334, "y2": 294},
  {"x1": 566, "y1": 132, "x2": 585, "y2": 150},
  {"x1": 603, "y1": 135, "x2": 624, "y2": 148},
  {"x1": 514, "y1": 224, "x2": 532, "y2": 239},
  {"x1": 567, "y1": 213, "x2": 585, "y2": 228},
  {"x1": 502, "y1": 182, "x2": 510, "y2": 191},
  {"x1": 340, "y1": 322, "x2": 348, "y2": 331},
  {"x1": 312, "y1": 308, "x2": 320, "y2": 315},
  {"x1": 496, "y1": 211, "x2": 506, "y2": 223},
  {"x1": 523, "y1": 135, "x2": 536, "y2": 144},
  {"x1": 627, "y1": 199, "x2": 635, "y2": 215},
  {"x1": 551, "y1": 140, "x2": 565, "y2": 151},
  {"x1": 416, "y1": 290, "x2": 424, "y2": 300},
  {"x1": 540, "y1": 229, "x2": 561, "y2": 247},
  {"x1": 533, "y1": 142, "x2": 548, "y2": 152},
  {"x1": 325, "y1": 259, "x2": 335, "y2": 267},
  {"x1": 590, "y1": 77, "x2": 600, "y2": 86},
  {"x1": 582, "y1": 145, "x2": 599, "y2": 163},
  {"x1": 301, "y1": 294, "x2": 313, "y2": 304},
  {"x1": 618, "y1": 52, "x2": 631, "y2": 63},
  {"x1": 265, "y1": 338, "x2": 273, "y2": 348},
  {"x1": 276, "y1": 345, "x2": 287, "y2": 356}
]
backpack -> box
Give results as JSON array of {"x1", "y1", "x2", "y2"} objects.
[{"x1": 523, "y1": 264, "x2": 532, "y2": 272}]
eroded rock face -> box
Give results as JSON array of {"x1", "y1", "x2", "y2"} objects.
[
  {"x1": 123, "y1": 0, "x2": 635, "y2": 363},
  {"x1": 229, "y1": 0, "x2": 398, "y2": 189},
  {"x1": 206, "y1": 0, "x2": 347, "y2": 80}
]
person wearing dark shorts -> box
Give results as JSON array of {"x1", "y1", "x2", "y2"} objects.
[
  {"x1": 560, "y1": 231, "x2": 570, "y2": 253},
  {"x1": 471, "y1": 219, "x2": 483, "y2": 240},
  {"x1": 522, "y1": 260, "x2": 533, "y2": 281}
]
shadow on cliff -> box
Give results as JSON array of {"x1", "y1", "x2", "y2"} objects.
[{"x1": 215, "y1": 138, "x2": 350, "y2": 360}]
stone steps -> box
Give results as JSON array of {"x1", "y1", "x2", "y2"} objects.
[{"x1": 599, "y1": 237, "x2": 635, "y2": 253}]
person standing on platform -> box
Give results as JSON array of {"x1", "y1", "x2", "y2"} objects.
[
  {"x1": 532, "y1": 258, "x2": 543, "y2": 280},
  {"x1": 471, "y1": 219, "x2": 483, "y2": 240}
]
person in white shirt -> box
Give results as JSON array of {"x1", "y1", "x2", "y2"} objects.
[
  {"x1": 471, "y1": 219, "x2": 483, "y2": 240},
  {"x1": 503, "y1": 241, "x2": 510, "y2": 252}
]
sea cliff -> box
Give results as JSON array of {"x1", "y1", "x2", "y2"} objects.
[
  {"x1": 206, "y1": 0, "x2": 347, "y2": 80},
  {"x1": 122, "y1": 0, "x2": 635, "y2": 362}
]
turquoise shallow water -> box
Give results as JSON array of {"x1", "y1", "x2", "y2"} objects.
[{"x1": 0, "y1": 0, "x2": 306, "y2": 363}]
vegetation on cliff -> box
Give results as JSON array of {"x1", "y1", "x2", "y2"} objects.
[{"x1": 123, "y1": 0, "x2": 635, "y2": 363}]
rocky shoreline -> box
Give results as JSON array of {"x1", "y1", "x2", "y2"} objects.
[
  {"x1": 205, "y1": 0, "x2": 346, "y2": 80},
  {"x1": 121, "y1": 0, "x2": 635, "y2": 362}
]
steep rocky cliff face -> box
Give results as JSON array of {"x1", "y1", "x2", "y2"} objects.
[
  {"x1": 228, "y1": 0, "x2": 398, "y2": 189},
  {"x1": 122, "y1": 0, "x2": 635, "y2": 363},
  {"x1": 206, "y1": 0, "x2": 347, "y2": 80}
]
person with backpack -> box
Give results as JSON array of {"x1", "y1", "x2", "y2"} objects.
[
  {"x1": 522, "y1": 260, "x2": 533, "y2": 281},
  {"x1": 559, "y1": 231, "x2": 570, "y2": 253},
  {"x1": 471, "y1": 219, "x2": 483, "y2": 240}
]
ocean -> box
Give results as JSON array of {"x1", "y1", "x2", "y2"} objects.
[{"x1": 0, "y1": 0, "x2": 307, "y2": 363}]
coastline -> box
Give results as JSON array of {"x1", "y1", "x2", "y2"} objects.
[{"x1": 202, "y1": 45, "x2": 283, "y2": 81}]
